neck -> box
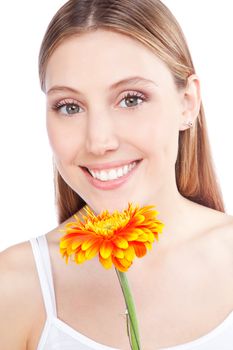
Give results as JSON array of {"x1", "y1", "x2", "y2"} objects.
[{"x1": 147, "y1": 181, "x2": 203, "y2": 254}]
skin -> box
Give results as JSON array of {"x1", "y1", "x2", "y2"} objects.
[
  {"x1": 45, "y1": 29, "x2": 197, "y2": 216},
  {"x1": 0, "y1": 29, "x2": 233, "y2": 350},
  {"x1": 45, "y1": 29, "x2": 203, "y2": 251}
]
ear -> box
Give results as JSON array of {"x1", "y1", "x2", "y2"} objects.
[{"x1": 179, "y1": 74, "x2": 201, "y2": 131}]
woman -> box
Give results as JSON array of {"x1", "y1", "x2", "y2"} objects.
[{"x1": 0, "y1": 0, "x2": 233, "y2": 349}]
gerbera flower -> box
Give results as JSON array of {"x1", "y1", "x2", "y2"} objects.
[{"x1": 60, "y1": 202, "x2": 164, "y2": 272}]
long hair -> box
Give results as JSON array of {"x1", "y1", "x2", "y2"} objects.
[{"x1": 38, "y1": 0, "x2": 225, "y2": 223}]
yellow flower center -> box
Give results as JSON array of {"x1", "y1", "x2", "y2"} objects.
[{"x1": 85, "y1": 212, "x2": 130, "y2": 237}]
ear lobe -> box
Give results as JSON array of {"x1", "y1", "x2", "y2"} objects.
[{"x1": 179, "y1": 74, "x2": 201, "y2": 131}]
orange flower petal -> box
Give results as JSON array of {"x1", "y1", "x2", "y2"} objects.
[
  {"x1": 81, "y1": 237, "x2": 98, "y2": 251},
  {"x1": 113, "y1": 237, "x2": 129, "y2": 249},
  {"x1": 100, "y1": 240, "x2": 114, "y2": 259},
  {"x1": 117, "y1": 257, "x2": 132, "y2": 269},
  {"x1": 132, "y1": 242, "x2": 147, "y2": 257},
  {"x1": 60, "y1": 239, "x2": 72, "y2": 249},
  {"x1": 124, "y1": 245, "x2": 136, "y2": 261},
  {"x1": 99, "y1": 255, "x2": 113, "y2": 269},
  {"x1": 148, "y1": 232, "x2": 155, "y2": 242},
  {"x1": 112, "y1": 247, "x2": 124, "y2": 259},
  {"x1": 132, "y1": 214, "x2": 145, "y2": 225},
  {"x1": 85, "y1": 242, "x2": 101, "y2": 260},
  {"x1": 123, "y1": 228, "x2": 144, "y2": 236},
  {"x1": 75, "y1": 250, "x2": 86, "y2": 264},
  {"x1": 145, "y1": 242, "x2": 153, "y2": 250},
  {"x1": 67, "y1": 245, "x2": 75, "y2": 255},
  {"x1": 59, "y1": 203, "x2": 164, "y2": 271},
  {"x1": 71, "y1": 241, "x2": 82, "y2": 250},
  {"x1": 121, "y1": 233, "x2": 139, "y2": 241},
  {"x1": 112, "y1": 256, "x2": 129, "y2": 272},
  {"x1": 137, "y1": 233, "x2": 151, "y2": 242},
  {"x1": 71, "y1": 236, "x2": 89, "y2": 250}
]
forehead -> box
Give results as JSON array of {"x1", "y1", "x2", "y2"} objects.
[{"x1": 45, "y1": 29, "x2": 174, "y2": 92}]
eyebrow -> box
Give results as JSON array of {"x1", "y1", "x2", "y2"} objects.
[{"x1": 46, "y1": 76, "x2": 158, "y2": 95}]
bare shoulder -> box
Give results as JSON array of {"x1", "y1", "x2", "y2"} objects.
[
  {"x1": 0, "y1": 241, "x2": 41, "y2": 350},
  {"x1": 213, "y1": 213, "x2": 233, "y2": 254},
  {"x1": 206, "y1": 212, "x2": 233, "y2": 274}
]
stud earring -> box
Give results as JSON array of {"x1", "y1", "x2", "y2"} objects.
[{"x1": 186, "y1": 121, "x2": 193, "y2": 128}]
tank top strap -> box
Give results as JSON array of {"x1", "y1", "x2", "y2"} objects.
[{"x1": 29, "y1": 235, "x2": 57, "y2": 317}]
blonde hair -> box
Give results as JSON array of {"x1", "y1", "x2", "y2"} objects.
[{"x1": 39, "y1": 0, "x2": 225, "y2": 223}]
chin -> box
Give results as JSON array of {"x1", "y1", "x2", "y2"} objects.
[{"x1": 84, "y1": 195, "x2": 149, "y2": 215}]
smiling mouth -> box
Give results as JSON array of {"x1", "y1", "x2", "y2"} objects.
[{"x1": 82, "y1": 159, "x2": 142, "y2": 182}]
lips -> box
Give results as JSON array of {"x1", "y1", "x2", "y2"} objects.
[
  {"x1": 81, "y1": 159, "x2": 142, "y2": 171},
  {"x1": 80, "y1": 159, "x2": 142, "y2": 190}
]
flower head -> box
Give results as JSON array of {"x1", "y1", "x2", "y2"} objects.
[{"x1": 60, "y1": 203, "x2": 164, "y2": 272}]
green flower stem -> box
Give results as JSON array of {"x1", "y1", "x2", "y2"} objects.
[{"x1": 115, "y1": 268, "x2": 141, "y2": 350}]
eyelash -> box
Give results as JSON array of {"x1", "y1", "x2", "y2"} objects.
[{"x1": 51, "y1": 91, "x2": 148, "y2": 116}]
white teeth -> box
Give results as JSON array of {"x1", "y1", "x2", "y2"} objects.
[
  {"x1": 117, "y1": 167, "x2": 123, "y2": 177},
  {"x1": 108, "y1": 169, "x2": 118, "y2": 180},
  {"x1": 88, "y1": 161, "x2": 138, "y2": 181},
  {"x1": 89, "y1": 170, "x2": 97, "y2": 179},
  {"x1": 123, "y1": 165, "x2": 128, "y2": 175},
  {"x1": 99, "y1": 170, "x2": 108, "y2": 181}
]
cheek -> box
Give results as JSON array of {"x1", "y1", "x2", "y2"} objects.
[
  {"x1": 136, "y1": 110, "x2": 179, "y2": 164},
  {"x1": 133, "y1": 113, "x2": 168, "y2": 150},
  {"x1": 46, "y1": 118, "x2": 81, "y2": 163}
]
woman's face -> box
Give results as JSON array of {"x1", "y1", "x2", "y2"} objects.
[{"x1": 45, "y1": 29, "x2": 187, "y2": 214}]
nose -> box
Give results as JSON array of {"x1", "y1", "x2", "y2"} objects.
[{"x1": 85, "y1": 110, "x2": 120, "y2": 156}]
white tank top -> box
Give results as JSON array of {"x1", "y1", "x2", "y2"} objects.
[{"x1": 29, "y1": 235, "x2": 233, "y2": 350}]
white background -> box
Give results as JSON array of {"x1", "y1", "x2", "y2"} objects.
[{"x1": 0, "y1": 1, "x2": 232, "y2": 251}]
